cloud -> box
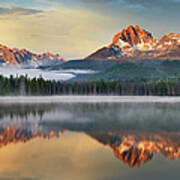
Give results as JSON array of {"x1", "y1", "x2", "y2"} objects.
[
  {"x1": 0, "y1": 6, "x2": 43, "y2": 16},
  {"x1": 0, "y1": 0, "x2": 179, "y2": 59},
  {"x1": 123, "y1": 0, "x2": 180, "y2": 9},
  {"x1": 40, "y1": 0, "x2": 180, "y2": 6},
  {"x1": 41, "y1": 0, "x2": 117, "y2": 3},
  {"x1": 51, "y1": 0, "x2": 180, "y2": 10},
  {"x1": 70, "y1": 0, "x2": 117, "y2": 3},
  {"x1": 0, "y1": 4, "x2": 120, "y2": 59}
]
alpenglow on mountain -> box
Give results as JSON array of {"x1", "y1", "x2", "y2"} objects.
[
  {"x1": 0, "y1": 44, "x2": 64, "y2": 68},
  {"x1": 86, "y1": 25, "x2": 180, "y2": 61}
]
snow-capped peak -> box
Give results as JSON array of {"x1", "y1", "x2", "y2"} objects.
[{"x1": 86, "y1": 25, "x2": 180, "y2": 61}]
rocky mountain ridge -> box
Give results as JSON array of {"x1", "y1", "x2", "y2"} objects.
[
  {"x1": 86, "y1": 25, "x2": 180, "y2": 61},
  {"x1": 0, "y1": 44, "x2": 64, "y2": 67}
]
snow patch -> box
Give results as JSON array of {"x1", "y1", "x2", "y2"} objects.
[
  {"x1": 157, "y1": 45, "x2": 163, "y2": 49},
  {"x1": 137, "y1": 41, "x2": 145, "y2": 50},
  {"x1": 146, "y1": 43, "x2": 154, "y2": 50},
  {"x1": 165, "y1": 41, "x2": 172, "y2": 45},
  {"x1": 133, "y1": 45, "x2": 140, "y2": 50},
  {"x1": 116, "y1": 39, "x2": 130, "y2": 48},
  {"x1": 172, "y1": 37, "x2": 178, "y2": 40}
]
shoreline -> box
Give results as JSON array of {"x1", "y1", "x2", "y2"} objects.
[{"x1": 0, "y1": 96, "x2": 180, "y2": 104}]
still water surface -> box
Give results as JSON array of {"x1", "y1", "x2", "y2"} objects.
[{"x1": 0, "y1": 98, "x2": 180, "y2": 180}]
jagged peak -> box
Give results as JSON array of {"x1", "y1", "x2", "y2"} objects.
[
  {"x1": 0, "y1": 43, "x2": 64, "y2": 65},
  {"x1": 112, "y1": 25, "x2": 153, "y2": 47},
  {"x1": 86, "y1": 25, "x2": 180, "y2": 61}
]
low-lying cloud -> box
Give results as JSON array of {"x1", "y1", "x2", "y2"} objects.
[{"x1": 0, "y1": 67, "x2": 96, "y2": 81}]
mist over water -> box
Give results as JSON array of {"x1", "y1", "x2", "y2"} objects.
[
  {"x1": 2, "y1": 96, "x2": 180, "y2": 104},
  {"x1": 0, "y1": 100, "x2": 180, "y2": 131},
  {"x1": 0, "y1": 99, "x2": 180, "y2": 179}
]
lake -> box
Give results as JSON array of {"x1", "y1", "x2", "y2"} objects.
[{"x1": 0, "y1": 96, "x2": 180, "y2": 180}]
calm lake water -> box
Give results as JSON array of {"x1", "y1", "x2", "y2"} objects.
[{"x1": 0, "y1": 97, "x2": 180, "y2": 180}]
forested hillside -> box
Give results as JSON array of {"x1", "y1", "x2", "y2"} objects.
[
  {"x1": 68, "y1": 60, "x2": 180, "y2": 82},
  {"x1": 0, "y1": 75, "x2": 180, "y2": 96}
]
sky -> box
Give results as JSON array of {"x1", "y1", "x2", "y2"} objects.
[{"x1": 0, "y1": 0, "x2": 180, "y2": 59}]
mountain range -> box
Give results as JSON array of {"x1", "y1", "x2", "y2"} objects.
[
  {"x1": 1, "y1": 25, "x2": 180, "y2": 82},
  {"x1": 86, "y1": 25, "x2": 180, "y2": 61},
  {"x1": 0, "y1": 44, "x2": 64, "y2": 68},
  {"x1": 0, "y1": 126, "x2": 179, "y2": 168},
  {"x1": 1, "y1": 25, "x2": 180, "y2": 68}
]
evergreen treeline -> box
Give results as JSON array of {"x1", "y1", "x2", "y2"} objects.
[{"x1": 0, "y1": 75, "x2": 180, "y2": 96}]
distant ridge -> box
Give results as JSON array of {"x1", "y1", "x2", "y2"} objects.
[
  {"x1": 86, "y1": 25, "x2": 180, "y2": 61},
  {"x1": 0, "y1": 44, "x2": 65, "y2": 67}
]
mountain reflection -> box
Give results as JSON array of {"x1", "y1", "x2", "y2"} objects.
[
  {"x1": 0, "y1": 102, "x2": 180, "y2": 168},
  {"x1": 88, "y1": 132, "x2": 180, "y2": 167},
  {"x1": 0, "y1": 127, "x2": 63, "y2": 147}
]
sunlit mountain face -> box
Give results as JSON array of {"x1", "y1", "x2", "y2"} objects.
[
  {"x1": 0, "y1": 102, "x2": 180, "y2": 170},
  {"x1": 86, "y1": 25, "x2": 180, "y2": 61},
  {"x1": 0, "y1": 44, "x2": 64, "y2": 68}
]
